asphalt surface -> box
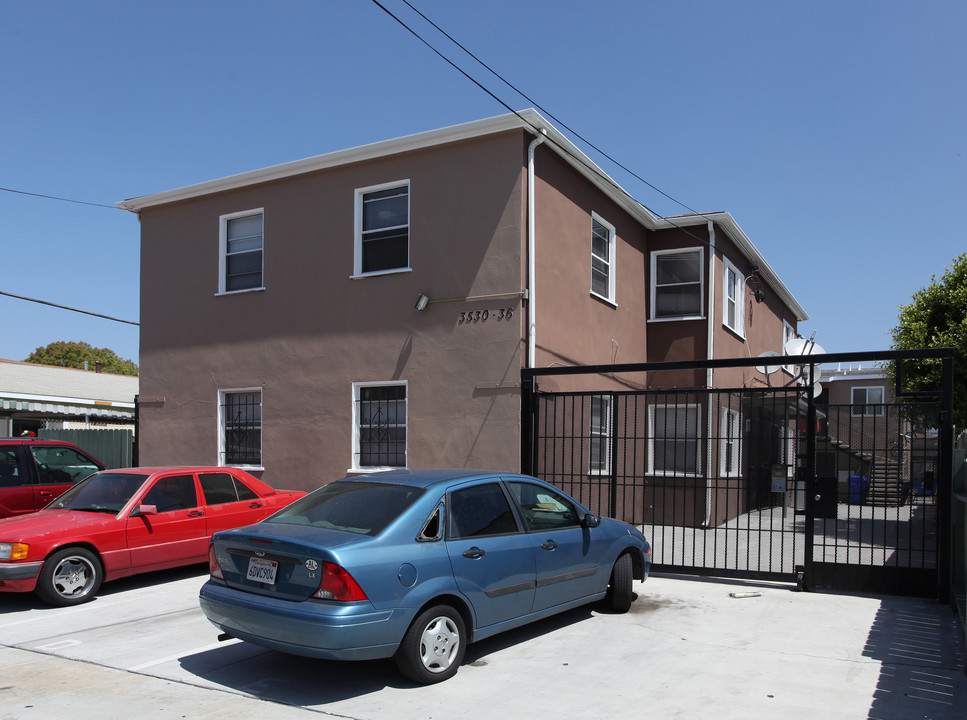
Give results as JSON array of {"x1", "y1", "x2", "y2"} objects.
[{"x1": 0, "y1": 566, "x2": 964, "y2": 720}]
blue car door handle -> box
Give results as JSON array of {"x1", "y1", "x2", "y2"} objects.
[
  {"x1": 462, "y1": 546, "x2": 486, "y2": 559},
  {"x1": 541, "y1": 540, "x2": 558, "y2": 551}
]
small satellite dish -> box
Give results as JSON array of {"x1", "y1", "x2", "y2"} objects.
[
  {"x1": 785, "y1": 336, "x2": 825, "y2": 356},
  {"x1": 755, "y1": 351, "x2": 781, "y2": 375},
  {"x1": 813, "y1": 381, "x2": 823, "y2": 397}
]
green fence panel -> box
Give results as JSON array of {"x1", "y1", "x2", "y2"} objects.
[{"x1": 39, "y1": 428, "x2": 134, "y2": 469}]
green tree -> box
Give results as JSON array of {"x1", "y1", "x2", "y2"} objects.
[
  {"x1": 26, "y1": 341, "x2": 138, "y2": 376},
  {"x1": 888, "y1": 253, "x2": 966, "y2": 429}
]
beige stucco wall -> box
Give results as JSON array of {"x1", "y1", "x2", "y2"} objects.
[{"x1": 138, "y1": 132, "x2": 528, "y2": 490}]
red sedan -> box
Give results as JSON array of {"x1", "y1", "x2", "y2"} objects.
[{"x1": 0, "y1": 466, "x2": 305, "y2": 606}]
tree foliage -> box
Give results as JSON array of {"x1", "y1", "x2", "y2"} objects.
[
  {"x1": 888, "y1": 253, "x2": 966, "y2": 429},
  {"x1": 26, "y1": 341, "x2": 138, "y2": 376}
]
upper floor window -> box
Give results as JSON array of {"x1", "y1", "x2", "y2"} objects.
[
  {"x1": 353, "y1": 382, "x2": 407, "y2": 470},
  {"x1": 219, "y1": 210, "x2": 264, "y2": 293},
  {"x1": 723, "y1": 258, "x2": 744, "y2": 336},
  {"x1": 590, "y1": 213, "x2": 616, "y2": 304},
  {"x1": 851, "y1": 386, "x2": 885, "y2": 417},
  {"x1": 354, "y1": 181, "x2": 410, "y2": 276},
  {"x1": 218, "y1": 388, "x2": 262, "y2": 467},
  {"x1": 651, "y1": 248, "x2": 704, "y2": 320}
]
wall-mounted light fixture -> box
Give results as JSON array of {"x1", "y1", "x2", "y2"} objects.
[
  {"x1": 746, "y1": 271, "x2": 765, "y2": 303},
  {"x1": 414, "y1": 293, "x2": 430, "y2": 311}
]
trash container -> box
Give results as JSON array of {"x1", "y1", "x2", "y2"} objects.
[{"x1": 848, "y1": 475, "x2": 869, "y2": 505}]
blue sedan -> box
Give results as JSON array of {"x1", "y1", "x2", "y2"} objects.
[{"x1": 199, "y1": 469, "x2": 650, "y2": 683}]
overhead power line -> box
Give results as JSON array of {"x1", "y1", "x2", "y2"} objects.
[
  {"x1": 370, "y1": 0, "x2": 715, "y2": 248},
  {"x1": 396, "y1": 0, "x2": 700, "y2": 217},
  {"x1": 0, "y1": 186, "x2": 120, "y2": 210},
  {"x1": 0, "y1": 290, "x2": 139, "y2": 326}
]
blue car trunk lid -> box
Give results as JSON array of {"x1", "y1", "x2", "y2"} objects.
[{"x1": 212, "y1": 524, "x2": 369, "y2": 601}]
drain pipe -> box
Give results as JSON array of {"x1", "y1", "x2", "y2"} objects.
[
  {"x1": 704, "y1": 220, "x2": 716, "y2": 527},
  {"x1": 526, "y1": 131, "x2": 545, "y2": 368}
]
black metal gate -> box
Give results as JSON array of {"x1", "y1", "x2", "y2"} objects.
[{"x1": 521, "y1": 350, "x2": 953, "y2": 599}]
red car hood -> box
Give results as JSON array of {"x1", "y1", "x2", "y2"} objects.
[{"x1": 0, "y1": 509, "x2": 118, "y2": 543}]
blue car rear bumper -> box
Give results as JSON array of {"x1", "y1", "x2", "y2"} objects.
[{"x1": 199, "y1": 580, "x2": 413, "y2": 661}]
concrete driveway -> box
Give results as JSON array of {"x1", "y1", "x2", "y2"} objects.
[{"x1": 0, "y1": 566, "x2": 963, "y2": 719}]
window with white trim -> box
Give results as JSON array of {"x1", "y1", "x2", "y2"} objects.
[
  {"x1": 649, "y1": 404, "x2": 701, "y2": 476},
  {"x1": 590, "y1": 394, "x2": 612, "y2": 475},
  {"x1": 590, "y1": 213, "x2": 616, "y2": 303},
  {"x1": 723, "y1": 258, "x2": 744, "y2": 336},
  {"x1": 353, "y1": 382, "x2": 407, "y2": 469},
  {"x1": 218, "y1": 389, "x2": 262, "y2": 467},
  {"x1": 851, "y1": 386, "x2": 885, "y2": 417},
  {"x1": 219, "y1": 210, "x2": 264, "y2": 293},
  {"x1": 354, "y1": 181, "x2": 409, "y2": 276},
  {"x1": 720, "y1": 408, "x2": 742, "y2": 477},
  {"x1": 651, "y1": 248, "x2": 704, "y2": 320}
]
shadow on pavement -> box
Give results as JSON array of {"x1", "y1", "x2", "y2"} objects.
[{"x1": 865, "y1": 597, "x2": 965, "y2": 720}]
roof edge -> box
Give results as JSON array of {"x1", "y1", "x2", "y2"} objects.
[
  {"x1": 118, "y1": 111, "x2": 542, "y2": 212},
  {"x1": 654, "y1": 213, "x2": 809, "y2": 322}
]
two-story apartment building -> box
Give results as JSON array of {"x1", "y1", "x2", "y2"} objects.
[{"x1": 119, "y1": 110, "x2": 807, "y2": 494}]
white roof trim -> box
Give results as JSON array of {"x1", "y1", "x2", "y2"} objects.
[
  {"x1": 653, "y1": 213, "x2": 808, "y2": 322},
  {"x1": 117, "y1": 109, "x2": 805, "y2": 320}
]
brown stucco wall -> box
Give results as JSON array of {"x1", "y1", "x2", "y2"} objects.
[
  {"x1": 137, "y1": 131, "x2": 528, "y2": 490},
  {"x1": 528, "y1": 145, "x2": 651, "y2": 393}
]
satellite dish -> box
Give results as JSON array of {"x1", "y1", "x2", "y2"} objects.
[
  {"x1": 813, "y1": 381, "x2": 823, "y2": 397},
  {"x1": 785, "y1": 336, "x2": 825, "y2": 356},
  {"x1": 755, "y1": 351, "x2": 781, "y2": 375}
]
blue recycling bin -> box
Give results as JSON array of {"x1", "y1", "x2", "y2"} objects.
[{"x1": 848, "y1": 475, "x2": 869, "y2": 505}]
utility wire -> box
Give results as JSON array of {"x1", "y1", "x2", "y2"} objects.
[
  {"x1": 398, "y1": 0, "x2": 700, "y2": 218},
  {"x1": 372, "y1": 0, "x2": 715, "y2": 249},
  {"x1": 0, "y1": 186, "x2": 120, "y2": 210},
  {"x1": 0, "y1": 290, "x2": 139, "y2": 326}
]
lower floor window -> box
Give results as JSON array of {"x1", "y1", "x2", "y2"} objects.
[
  {"x1": 220, "y1": 389, "x2": 262, "y2": 466},
  {"x1": 354, "y1": 382, "x2": 407, "y2": 469},
  {"x1": 650, "y1": 403, "x2": 701, "y2": 475}
]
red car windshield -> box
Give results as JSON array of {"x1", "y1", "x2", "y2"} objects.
[{"x1": 47, "y1": 472, "x2": 149, "y2": 514}]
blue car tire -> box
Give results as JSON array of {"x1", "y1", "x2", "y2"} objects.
[
  {"x1": 395, "y1": 604, "x2": 466, "y2": 684},
  {"x1": 605, "y1": 553, "x2": 633, "y2": 612}
]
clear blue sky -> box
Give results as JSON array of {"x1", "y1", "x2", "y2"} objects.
[{"x1": 1, "y1": 0, "x2": 963, "y2": 367}]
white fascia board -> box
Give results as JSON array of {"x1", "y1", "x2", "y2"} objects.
[
  {"x1": 654, "y1": 212, "x2": 808, "y2": 322},
  {"x1": 0, "y1": 391, "x2": 135, "y2": 409},
  {"x1": 118, "y1": 112, "x2": 539, "y2": 212}
]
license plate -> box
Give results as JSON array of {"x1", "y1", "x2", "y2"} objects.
[{"x1": 246, "y1": 557, "x2": 278, "y2": 585}]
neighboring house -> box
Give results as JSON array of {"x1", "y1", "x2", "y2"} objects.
[
  {"x1": 817, "y1": 365, "x2": 936, "y2": 505},
  {"x1": 0, "y1": 359, "x2": 137, "y2": 436},
  {"x1": 119, "y1": 109, "x2": 808, "y2": 492}
]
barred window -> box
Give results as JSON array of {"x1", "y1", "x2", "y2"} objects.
[
  {"x1": 220, "y1": 390, "x2": 262, "y2": 466},
  {"x1": 590, "y1": 394, "x2": 612, "y2": 475},
  {"x1": 650, "y1": 403, "x2": 701, "y2": 476},
  {"x1": 354, "y1": 383, "x2": 407, "y2": 469}
]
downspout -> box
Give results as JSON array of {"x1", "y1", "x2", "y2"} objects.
[
  {"x1": 526, "y1": 131, "x2": 545, "y2": 368},
  {"x1": 705, "y1": 220, "x2": 716, "y2": 527}
]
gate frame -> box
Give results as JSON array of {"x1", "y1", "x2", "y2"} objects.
[{"x1": 522, "y1": 348, "x2": 955, "y2": 601}]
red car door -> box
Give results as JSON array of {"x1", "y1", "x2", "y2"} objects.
[
  {"x1": 126, "y1": 473, "x2": 209, "y2": 569},
  {"x1": 29, "y1": 444, "x2": 103, "y2": 510},
  {"x1": 0, "y1": 447, "x2": 35, "y2": 517},
  {"x1": 197, "y1": 470, "x2": 270, "y2": 534}
]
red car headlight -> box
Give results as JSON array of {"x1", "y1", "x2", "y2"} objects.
[{"x1": 0, "y1": 542, "x2": 29, "y2": 561}]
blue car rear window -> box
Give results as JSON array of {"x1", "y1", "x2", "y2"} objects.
[{"x1": 268, "y1": 481, "x2": 424, "y2": 536}]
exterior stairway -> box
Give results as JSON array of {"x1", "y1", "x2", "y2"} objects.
[{"x1": 867, "y1": 459, "x2": 904, "y2": 506}]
